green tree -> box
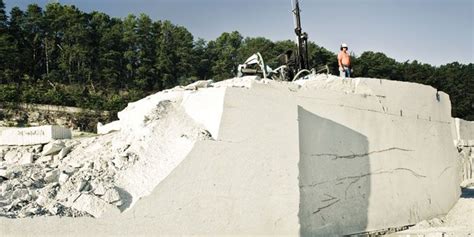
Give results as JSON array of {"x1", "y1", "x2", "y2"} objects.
[
  {"x1": 0, "y1": 0, "x2": 17, "y2": 83},
  {"x1": 90, "y1": 13, "x2": 124, "y2": 89},
  {"x1": 399, "y1": 60, "x2": 434, "y2": 83},
  {"x1": 193, "y1": 38, "x2": 212, "y2": 80},
  {"x1": 55, "y1": 5, "x2": 93, "y2": 85},
  {"x1": 237, "y1": 37, "x2": 275, "y2": 66},
  {"x1": 433, "y1": 63, "x2": 474, "y2": 119},
  {"x1": 136, "y1": 14, "x2": 156, "y2": 90},
  {"x1": 307, "y1": 42, "x2": 338, "y2": 74},
  {"x1": 6, "y1": 7, "x2": 27, "y2": 84},
  {"x1": 155, "y1": 21, "x2": 196, "y2": 89},
  {"x1": 209, "y1": 31, "x2": 243, "y2": 80},
  {"x1": 122, "y1": 14, "x2": 138, "y2": 86},
  {"x1": 22, "y1": 4, "x2": 46, "y2": 82},
  {"x1": 353, "y1": 51, "x2": 400, "y2": 79}
]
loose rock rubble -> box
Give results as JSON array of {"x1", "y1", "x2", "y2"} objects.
[
  {"x1": 0, "y1": 95, "x2": 213, "y2": 219},
  {"x1": 0, "y1": 142, "x2": 93, "y2": 218}
]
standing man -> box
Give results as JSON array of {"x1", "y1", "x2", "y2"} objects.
[{"x1": 338, "y1": 43, "x2": 351, "y2": 78}]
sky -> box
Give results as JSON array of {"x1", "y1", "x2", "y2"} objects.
[{"x1": 5, "y1": 0, "x2": 474, "y2": 66}]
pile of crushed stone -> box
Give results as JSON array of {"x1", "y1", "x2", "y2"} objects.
[
  {"x1": 0, "y1": 140, "x2": 94, "y2": 218},
  {"x1": 0, "y1": 92, "x2": 215, "y2": 218}
]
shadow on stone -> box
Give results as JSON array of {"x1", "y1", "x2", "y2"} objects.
[
  {"x1": 298, "y1": 106, "x2": 370, "y2": 236},
  {"x1": 116, "y1": 187, "x2": 133, "y2": 212}
]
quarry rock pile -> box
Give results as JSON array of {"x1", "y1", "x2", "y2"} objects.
[
  {"x1": 0, "y1": 84, "x2": 218, "y2": 218},
  {"x1": 0, "y1": 140, "x2": 92, "y2": 218}
]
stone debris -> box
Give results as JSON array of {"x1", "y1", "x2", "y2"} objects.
[
  {"x1": 58, "y1": 147, "x2": 72, "y2": 159},
  {"x1": 97, "y1": 121, "x2": 121, "y2": 135},
  {"x1": 183, "y1": 79, "x2": 213, "y2": 90},
  {"x1": 19, "y1": 153, "x2": 34, "y2": 165},
  {"x1": 4, "y1": 151, "x2": 18, "y2": 164},
  {"x1": 0, "y1": 86, "x2": 212, "y2": 219},
  {"x1": 58, "y1": 172, "x2": 70, "y2": 184},
  {"x1": 102, "y1": 188, "x2": 121, "y2": 205},
  {"x1": 70, "y1": 194, "x2": 113, "y2": 218},
  {"x1": 42, "y1": 141, "x2": 65, "y2": 156},
  {"x1": 0, "y1": 141, "x2": 121, "y2": 218},
  {"x1": 92, "y1": 183, "x2": 106, "y2": 196},
  {"x1": 44, "y1": 170, "x2": 59, "y2": 183},
  {"x1": 36, "y1": 155, "x2": 53, "y2": 163}
]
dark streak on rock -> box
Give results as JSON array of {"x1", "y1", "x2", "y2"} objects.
[
  {"x1": 312, "y1": 199, "x2": 340, "y2": 214},
  {"x1": 308, "y1": 147, "x2": 413, "y2": 160}
]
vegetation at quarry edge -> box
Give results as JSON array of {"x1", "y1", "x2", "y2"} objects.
[{"x1": 0, "y1": 1, "x2": 472, "y2": 120}]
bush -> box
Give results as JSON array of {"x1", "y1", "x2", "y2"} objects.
[{"x1": 0, "y1": 84, "x2": 19, "y2": 102}]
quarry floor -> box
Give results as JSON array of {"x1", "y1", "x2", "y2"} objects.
[{"x1": 391, "y1": 183, "x2": 474, "y2": 236}]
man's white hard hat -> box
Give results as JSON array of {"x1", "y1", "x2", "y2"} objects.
[{"x1": 341, "y1": 43, "x2": 348, "y2": 48}]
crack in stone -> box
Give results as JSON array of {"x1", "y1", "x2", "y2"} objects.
[
  {"x1": 393, "y1": 168, "x2": 426, "y2": 178},
  {"x1": 312, "y1": 199, "x2": 340, "y2": 214},
  {"x1": 438, "y1": 166, "x2": 453, "y2": 178},
  {"x1": 321, "y1": 193, "x2": 337, "y2": 202},
  {"x1": 308, "y1": 147, "x2": 413, "y2": 160},
  {"x1": 301, "y1": 168, "x2": 426, "y2": 189}
]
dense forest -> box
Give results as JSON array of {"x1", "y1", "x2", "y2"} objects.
[{"x1": 0, "y1": 1, "x2": 472, "y2": 120}]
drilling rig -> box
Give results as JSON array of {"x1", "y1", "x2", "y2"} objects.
[
  {"x1": 237, "y1": 0, "x2": 326, "y2": 81},
  {"x1": 292, "y1": 0, "x2": 309, "y2": 72}
]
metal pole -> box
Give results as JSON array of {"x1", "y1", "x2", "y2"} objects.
[{"x1": 291, "y1": 0, "x2": 308, "y2": 71}]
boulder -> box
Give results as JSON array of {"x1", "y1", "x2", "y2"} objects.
[
  {"x1": 0, "y1": 167, "x2": 7, "y2": 176},
  {"x1": 19, "y1": 152, "x2": 34, "y2": 165},
  {"x1": 92, "y1": 183, "x2": 107, "y2": 196},
  {"x1": 36, "y1": 155, "x2": 53, "y2": 164},
  {"x1": 0, "y1": 125, "x2": 71, "y2": 146},
  {"x1": 42, "y1": 141, "x2": 65, "y2": 156},
  {"x1": 102, "y1": 188, "x2": 121, "y2": 204},
  {"x1": 97, "y1": 121, "x2": 121, "y2": 135},
  {"x1": 44, "y1": 170, "x2": 60, "y2": 183},
  {"x1": 76, "y1": 180, "x2": 91, "y2": 193},
  {"x1": 11, "y1": 189, "x2": 31, "y2": 201},
  {"x1": 58, "y1": 147, "x2": 72, "y2": 159},
  {"x1": 58, "y1": 172, "x2": 70, "y2": 184},
  {"x1": 35, "y1": 194, "x2": 49, "y2": 206},
  {"x1": 4, "y1": 151, "x2": 18, "y2": 164},
  {"x1": 71, "y1": 194, "x2": 116, "y2": 218}
]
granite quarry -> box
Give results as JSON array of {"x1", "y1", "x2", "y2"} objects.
[{"x1": 0, "y1": 75, "x2": 473, "y2": 236}]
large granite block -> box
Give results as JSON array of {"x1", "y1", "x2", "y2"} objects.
[{"x1": 0, "y1": 125, "x2": 71, "y2": 146}]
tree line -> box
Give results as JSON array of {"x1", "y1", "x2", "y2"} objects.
[{"x1": 0, "y1": 1, "x2": 472, "y2": 120}]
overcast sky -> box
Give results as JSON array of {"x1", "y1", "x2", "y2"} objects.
[{"x1": 5, "y1": 0, "x2": 474, "y2": 66}]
